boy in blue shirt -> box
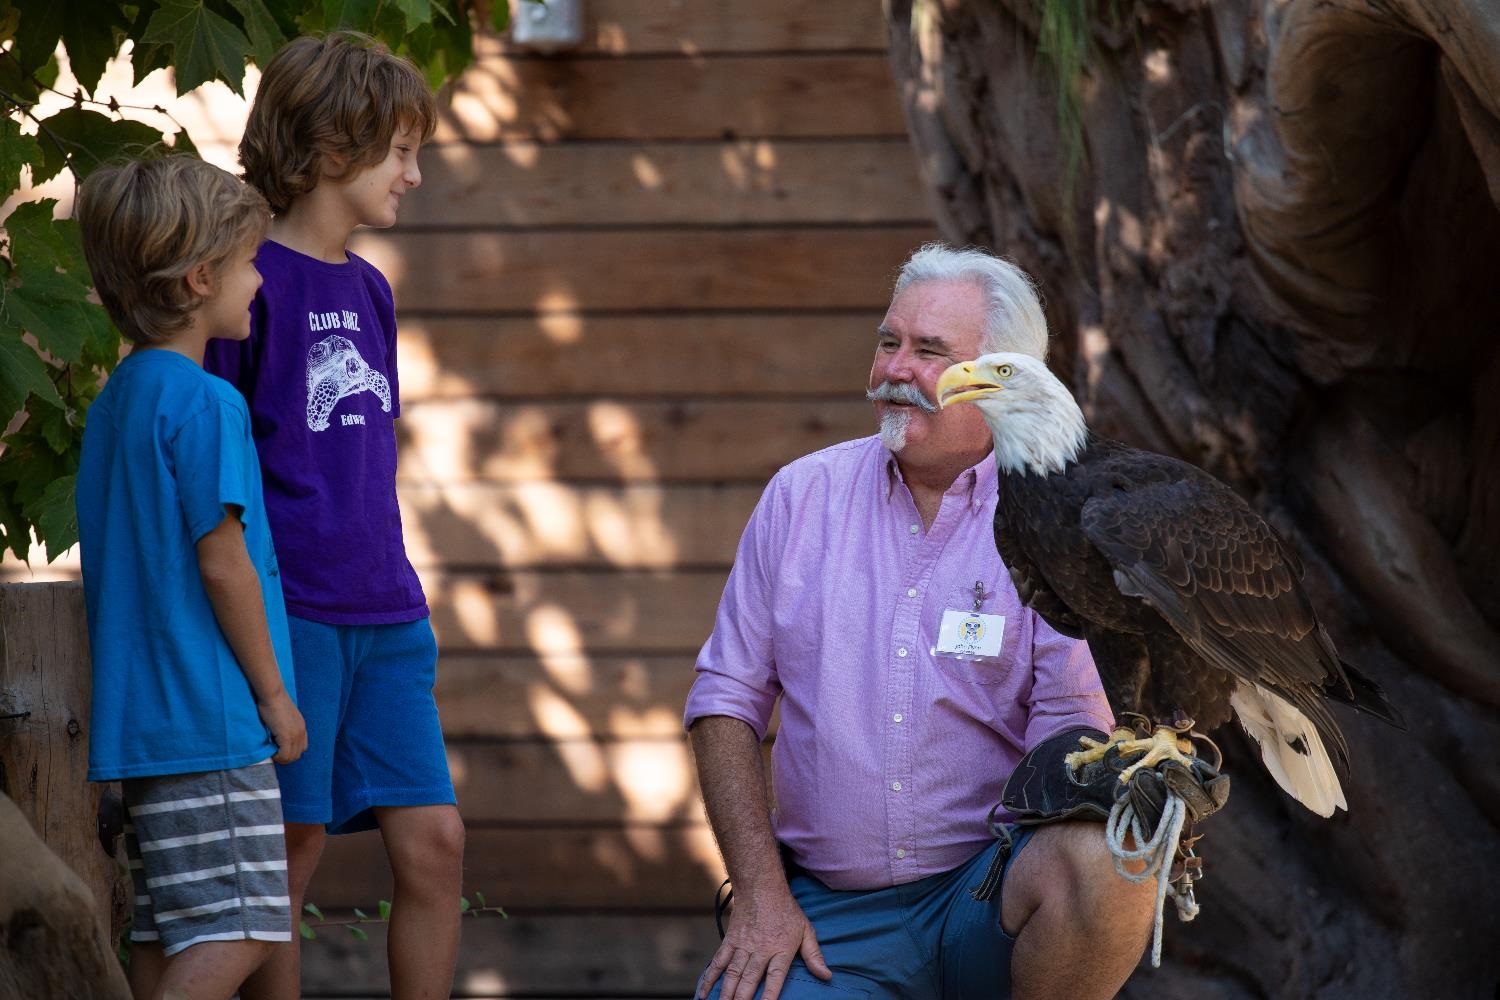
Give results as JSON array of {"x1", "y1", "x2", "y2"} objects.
[
  {"x1": 76, "y1": 155, "x2": 307, "y2": 999},
  {"x1": 205, "y1": 33, "x2": 464, "y2": 999}
]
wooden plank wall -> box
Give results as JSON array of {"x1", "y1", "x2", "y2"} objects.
[{"x1": 306, "y1": 4, "x2": 935, "y2": 993}]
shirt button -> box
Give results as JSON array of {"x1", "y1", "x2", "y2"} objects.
[
  {"x1": 892, "y1": 713, "x2": 903, "y2": 723},
  {"x1": 896, "y1": 849, "x2": 907, "y2": 859},
  {"x1": 906, "y1": 587, "x2": 918, "y2": 598},
  {"x1": 891, "y1": 781, "x2": 902, "y2": 791},
  {"x1": 897, "y1": 647, "x2": 908, "y2": 657},
  {"x1": 909, "y1": 524, "x2": 920, "y2": 534}
]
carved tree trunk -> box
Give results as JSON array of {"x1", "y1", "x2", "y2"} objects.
[
  {"x1": 884, "y1": 1, "x2": 1500, "y2": 995},
  {"x1": 1, "y1": 582, "x2": 129, "y2": 996}
]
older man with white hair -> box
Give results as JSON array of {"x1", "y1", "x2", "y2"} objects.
[{"x1": 684, "y1": 243, "x2": 1156, "y2": 1000}]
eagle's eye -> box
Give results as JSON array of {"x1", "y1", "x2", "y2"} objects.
[{"x1": 997, "y1": 363, "x2": 1014, "y2": 378}]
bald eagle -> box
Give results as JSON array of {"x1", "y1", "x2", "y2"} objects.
[{"x1": 936, "y1": 353, "x2": 1401, "y2": 817}]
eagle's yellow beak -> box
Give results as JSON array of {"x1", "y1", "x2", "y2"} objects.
[{"x1": 936, "y1": 361, "x2": 1002, "y2": 408}]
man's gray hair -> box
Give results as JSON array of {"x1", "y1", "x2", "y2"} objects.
[{"x1": 892, "y1": 243, "x2": 1049, "y2": 360}]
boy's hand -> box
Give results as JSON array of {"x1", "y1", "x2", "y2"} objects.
[{"x1": 259, "y1": 691, "x2": 308, "y2": 763}]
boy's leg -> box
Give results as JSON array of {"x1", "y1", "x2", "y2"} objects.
[
  {"x1": 375, "y1": 804, "x2": 466, "y2": 999},
  {"x1": 129, "y1": 941, "x2": 167, "y2": 999},
  {"x1": 156, "y1": 939, "x2": 275, "y2": 1000},
  {"x1": 122, "y1": 764, "x2": 292, "y2": 1000},
  {"x1": 330, "y1": 618, "x2": 461, "y2": 999},
  {"x1": 237, "y1": 821, "x2": 326, "y2": 1000},
  {"x1": 240, "y1": 615, "x2": 352, "y2": 1000}
]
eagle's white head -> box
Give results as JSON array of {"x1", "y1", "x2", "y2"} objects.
[{"x1": 935, "y1": 352, "x2": 1088, "y2": 476}]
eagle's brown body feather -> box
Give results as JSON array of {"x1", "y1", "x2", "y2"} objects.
[{"x1": 995, "y1": 434, "x2": 1359, "y2": 772}]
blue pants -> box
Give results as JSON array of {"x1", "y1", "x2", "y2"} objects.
[{"x1": 704, "y1": 830, "x2": 1034, "y2": 999}]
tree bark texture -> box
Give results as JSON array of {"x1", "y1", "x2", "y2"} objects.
[
  {"x1": 884, "y1": 1, "x2": 1500, "y2": 996},
  {"x1": 0, "y1": 582, "x2": 129, "y2": 990}
]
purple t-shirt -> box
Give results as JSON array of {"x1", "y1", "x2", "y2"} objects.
[{"x1": 205, "y1": 240, "x2": 427, "y2": 625}]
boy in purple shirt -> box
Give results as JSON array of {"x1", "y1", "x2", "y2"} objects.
[{"x1": 205, "y1": 33, "x2": 463, "y2": 999}]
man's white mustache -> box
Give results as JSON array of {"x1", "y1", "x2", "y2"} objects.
[{"x1": 866, "y1": 382, "x2": 938, "y2": 413}]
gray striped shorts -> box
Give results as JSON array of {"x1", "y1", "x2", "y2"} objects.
[{"x1": 122, "y1": 760, "x2": 292, "y2": 956}]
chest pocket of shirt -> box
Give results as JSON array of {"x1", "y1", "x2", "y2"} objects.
[{"x1": 930, "y1": 583, "x2": 1010, "y2": 685}]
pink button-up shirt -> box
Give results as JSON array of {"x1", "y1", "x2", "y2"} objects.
[{"x1": 684, "y1": 436, "x2": 1112, "y2": 891}]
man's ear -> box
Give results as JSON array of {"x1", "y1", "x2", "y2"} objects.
[{"x1": 185, "y1": 261, "x2": 216, "y2": 298}]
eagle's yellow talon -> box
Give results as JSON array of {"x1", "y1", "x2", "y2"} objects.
[
  {"x1": 1115, "y1": 727, "x2": 1197, "y2": 784},
  {"x1": 1064, "y1": 726, "x2": 1138, "y2": 774}
]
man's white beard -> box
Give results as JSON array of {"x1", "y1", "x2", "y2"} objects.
[{"x1": 879, "y1": 408, "x2": 913, "y2": 452}]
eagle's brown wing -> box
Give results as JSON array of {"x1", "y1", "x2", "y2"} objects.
[{"x1": 1078, "y1": 461, "x2": 1353, "y2": 772}]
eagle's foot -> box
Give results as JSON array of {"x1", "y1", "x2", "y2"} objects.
[
  {"x1": 1063, "y1": 726, "x2": 1139, "y2": 775},
  {"x1": 1115, "y1": 726, "x2": 1197, "y2": 785}
]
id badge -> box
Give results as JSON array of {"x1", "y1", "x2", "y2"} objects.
[{"x1": 934, "y1": 608, "x2": 1006, "y2": 661}]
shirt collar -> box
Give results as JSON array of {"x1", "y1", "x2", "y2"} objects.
[{"x1": 880, "y1": 448, "x2": 996, "y2": 511}]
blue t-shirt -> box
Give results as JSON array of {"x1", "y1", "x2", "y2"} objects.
[
  {"x1": 77, "y1": 349, "x2": 296, "y2": 781},
  {"x1": 204, "y1": 240, "x2": 427, "y2": 625}
]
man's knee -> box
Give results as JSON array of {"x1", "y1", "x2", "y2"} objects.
[{"x1": 1002, "y1": 822, "x2": 1154, "y2": 938}]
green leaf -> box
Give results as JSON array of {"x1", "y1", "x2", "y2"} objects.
[
  {"x1": 346, "y1": 925, "x2": 369, "y2": 941},
  {"x1": 473, "y1": 890, "x2": 486, "y2": 907},
  {"x1": 0, "y1": 472, "x2": 29, "y2": 561},
  {"x1": 0, "y1": 336, "x2": 63, "y2": 423},
  {"x1": 377, "y1": 899, "x2": 392, "y2": 921},
  {"x1": 27, "y1": 472, "x2": 77, "y2": 559},
  {"x1": 352, "y1": 907, "x2": 369, "y2": 920},
  {"x1": 458, "y1": 896, "x2": 470, "y2": 913},
  {"x1": 0, "y1": 120, "x2": 45, "y2": 194},
  {"x1": 393, "y1": 0, "x2": 431, "y2": 26},
  {"x1": 323, "y1": 0, "x2": 378, "y2": 31},
  {"x1": 299, "y1": 920, "x2": 316, "y2": 940},
  {"x1": 303, "y1": 902, "x2": 325, "y2": 921},
  {"x1": 34, "y1": 108, "x2": 167, "y2": 183},
  {"x1": 4, "y1": 200, "x2": 70, "y2": 271},
  {"x1": 2, "y1": 266, "x2": 94, "y2": 364},
  {"x1": 75, "y1": 302, "x2": 118, "y2": 370},
  {"x1": 31, "y1": 403, "x2": 73, "y2": 454},
  {"x1": 142, "y1": 0, "x2": 252, "y2": 95},
  {"x1": 0, "y1": 49, "x2": 45, "y2": 104},
  {"x1": 227, "y1": 0, "x2": 286, "y2": 68},
  {"x1": 488, "y1": 0, "x2": 509, "y2": 33},
  {"x1": 61, "y1": 6, "x2": 125, "y2": 95},
  {"x1": 11, "y1": 1, "x2": 64, "y2": 76},
  {"x1": 168, "y1": 127, "x2": 199, "y2": 156}
]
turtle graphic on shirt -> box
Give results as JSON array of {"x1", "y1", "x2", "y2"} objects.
[{"x1": 305, "y1": 334, "x2": 391, "y2": 431}]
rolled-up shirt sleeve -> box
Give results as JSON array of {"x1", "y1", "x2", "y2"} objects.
[
  {"x1": 1021, "y1": 613, "x2": 1115, "y2": 749},
  {"x1": 683, "y1": 475, "x2": 788, "y2": 740}
]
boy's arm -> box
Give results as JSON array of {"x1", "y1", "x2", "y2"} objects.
[{"x1": 196, "y1": 508, "x2": 307, "y2": 764}]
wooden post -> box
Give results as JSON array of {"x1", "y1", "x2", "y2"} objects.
[{"x1": 0, "y1": 581, "x2": 128, "y2": 948}]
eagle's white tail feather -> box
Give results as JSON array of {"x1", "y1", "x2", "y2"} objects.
[{"x1": 1229, "y1": 682, "x2": 1347, "y2": 817}]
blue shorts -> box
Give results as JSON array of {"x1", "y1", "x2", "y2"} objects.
[
  {"x1": 278, "y1": 616, "x2": 456, "y2": 834},
  {"x1": 704, "y1": 829, "x2": 1035, "y2": 999}
]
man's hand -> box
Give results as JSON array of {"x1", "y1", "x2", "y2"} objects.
[
  {"x1": 258, "y1": 691, "x2": 307, "y2": 764},
  {"x1": 698, "y1": 887, "x2": 830, "y2": 1000}
]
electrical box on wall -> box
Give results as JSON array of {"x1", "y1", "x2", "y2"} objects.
[{"x1": 510, "y1": 0, "x2": 585, "y2": 51}]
